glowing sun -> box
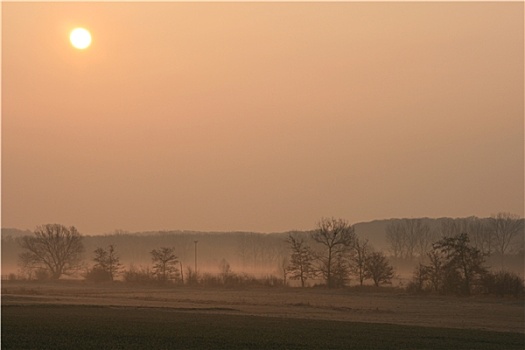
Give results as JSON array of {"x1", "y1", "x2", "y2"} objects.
[{"x1": 70, "y1": 28, "x2": 92, "y2": 49}]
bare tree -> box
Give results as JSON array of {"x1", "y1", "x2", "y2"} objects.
[
  {"x1": 365, "y1": 251, "x2": 394, "y2": 287},
  {"x1": 386, "y1": 219, "x2": 431, "y2": 260},
  {"x1": 403, "y1": 220, "x2": 419, "y2": 259},
  {"x1": 439, "y1": 217, "x2": 494, "y2": 256},
  {"x1": 278, "y1": 255, "x2": 289, "y2": 286},
  {"x1": 425, "y1": 250, "x2": 445, "y2": 292},
  {"x1": 413, "y1": 221, "x2": 433, "y2": 258},
  {"x1": 18, "y1": 224, "x2": 84, "y2": 280},
  {"x1": 466, "y1": 217, "x2": 493, "y2": 256},
  {"x1": 150, "y1": 247, "x2": 179, "y2": 283},
  {"x1": 439, "y1": 218, "x2": 463, "y2": 238},
  {"x1": 386, "y1": 222, "x2": 405, "y2": 259},
  {"x1": 92, "y1": 245, "x2": 122, "y2": 281},
  {"x1": 351, "y1": 237, "x2": 370, "y2": 286},
  {"x1": 286, "y1": 233, "x2": 315, "y2": 287},
  {"x1": 311, "y1": 218, "x2": 356, "y2": 288},
  {"x1": 489, "y1": 213, "x2": 524, "y2": 255}
]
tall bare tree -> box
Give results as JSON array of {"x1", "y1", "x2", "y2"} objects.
[
  {"x1": 286, "y1": 233, "x2": 315, "y2": 287},
  {"x1": 278, "y1": 255, "x2": 289, "y2": 286},
  {"x1": 403, "y1": 220, "x2": 420, "y2": 259},
  {"x1": 489, "y1": 213, "x2": 524, "y2": 255},
  {"x1": 386, "y1": 219, "x2": 431, "y2": 260},
  {"x1": 386, "y1": 221, "x2": 405, "y2": 259},
  {"x1": 311, "y1": 217, "x2": 356, "y2": 288},
  {"x1": 425, "y1": 250, "x2": 445, "y2": 293},
  {"x1": 466, "y1": 217, "x2": 494, "y2": 256},
  {"x1": 351, "y1": 237, "x2": 370, "y2": 286},
  {"x1": 413, "y1": 221, "x2": 434, "y2": 258},
  {"x1": 18, "y1": 224, "x2": 84, "y2": 280},
  {"x1": 439, "y1": 218, "x2": 463, "y2": 238},
  {"x1": 438, "y1": 217, "x2": 495, "y2": 256}
]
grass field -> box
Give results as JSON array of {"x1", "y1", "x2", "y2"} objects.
[{"x1": 2, "y1": 281, "x2": 524, "y2": 349}]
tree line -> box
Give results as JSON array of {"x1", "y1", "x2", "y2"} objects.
[
  {"x1": 385, "y1": 213, "x2": 523, "y2": 260},
  {"x1": 407, "y1": 232, "x2": 524, "y2": 297},
  {"x1": 285, "y1": 217, "x2": 394, "y2": 288},
  {"x1": 13, "y1": 214, "x2": 524, "y2": 297},
  {"x1": 15, "y1": 219, "x2": 394, "y2": 288}
]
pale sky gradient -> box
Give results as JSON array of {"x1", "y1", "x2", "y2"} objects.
[{"x1": 2, "y1": 2, "x2": 523, "y2": 234}]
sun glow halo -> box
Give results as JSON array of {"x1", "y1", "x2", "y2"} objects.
[{"x1": 70, "y1": 28, "x2": 92, "y2": 49}]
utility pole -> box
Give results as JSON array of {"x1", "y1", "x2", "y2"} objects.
[
  {"x1": 179, "y1": 261, "x2": 184, "y2": 284},
  {"x1": 194, "y1": 240, "x2": 198, "y2": 274}
]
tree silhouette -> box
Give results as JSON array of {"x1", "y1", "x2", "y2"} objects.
[
  {"x1": 351, "y1": 237, "x2": 370, "y2": 286},
  {"x1": 386, "y1": 219, "x2": 432, "y2": 260},
  {"x1": 311, "y1": 218, "x2": 355, "y2": 288},
  {"x1": 18, "y1": 224, "x2": 84, "y2": 280},
  {"x1": 286, "y1": 233, "x2": 315, "y2": 287},
  {"x1": 92, "y1": 245, "x2": 122, "y2": 281},
  {"x1": 365, "y1": 251, "x2": 394, "y2": 287},
  {"x1": 150, "y1": 247, "x2": 179, "y2": 283},
  {"x1": 432, "y1": 233, "x2": 486, "y2": 295},
  {"x1": 489, "y1": 213, "x2": 523, "y2": 255}
]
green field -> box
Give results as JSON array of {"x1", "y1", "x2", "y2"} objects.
[{"x1": 2, "y1": 304, "x2": 524, "y2": 350}]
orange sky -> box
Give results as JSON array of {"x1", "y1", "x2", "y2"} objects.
[{"x1": 2, "y1": 2, "x2": 523, "y2": 234}]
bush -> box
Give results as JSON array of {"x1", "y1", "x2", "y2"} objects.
[
  {"x1": 406, "y1": 264, "x2": 431, "y2": 294},
  {"x1": 122, "y1": 266, "x2": 155, "y2": 284},
  {"x1": 199, "y1": 273, "x2": 222, "y2": 287},
  {"x1": 34, "y1": 269, "x2": 50, "y2": 281},
  {"x1": 192, "y1": 272, "x2": 284, "y2": 288},
  {"x1": 84, "y1": 267, "x2": 112, "y2": 282},
  {"x1": 261, "y1": 274, "x2": 284, "y2": 287},
  {"x1": 406, "y1": 280, "x2": 427, "y2": 294},
  {"x1": 481, "y1": 270, "x2": 525, "y2": 297}
]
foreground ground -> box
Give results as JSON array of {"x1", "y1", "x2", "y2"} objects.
[{"x1": 2, "y1": 281, "x2": 524, "y2": 349}]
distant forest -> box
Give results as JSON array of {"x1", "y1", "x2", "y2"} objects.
[{"x1": 2, "y1": 216, "x2": 523, "y2": 281}]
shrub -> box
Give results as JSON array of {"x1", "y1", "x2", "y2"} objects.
[
  {"x1": 194, "y1": 272, "x2": 284, "y2": 288},
  {"x1": 84, "y1": 267, "x2": 112, "y2": 282},
  {"x1": 406, "y1": 264, "x2": 430, "y2": 294},
  {"x1": 481, "y1": 270, "x2": 525, "y2": 297},
  {"x1": 365, "y1": 252, "x2": 395, "y2": 287},
  {"x1": 199, "y1": 273, "x2": 222, "y2": 287},
  {"x1": 261, "y1": 274, "x2": 284, "y2": 287},
  {"x1": 34, "y1": 269, "x2": 50, "y2": 281},
  {"x1": 122, "y1": 266, "x2": 155, "y2": 284}
]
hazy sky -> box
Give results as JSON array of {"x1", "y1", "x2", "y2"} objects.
[{"x1": 2, "y1": 2, "x2": 523, "y2": 234}]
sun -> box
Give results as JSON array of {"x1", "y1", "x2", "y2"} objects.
[{"x1": 70, "y1": 28, "x2": 92, "y2": 49}]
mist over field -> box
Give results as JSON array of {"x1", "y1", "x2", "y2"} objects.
[
  {"x1": 2, "y1": 1, "x2": 523, "y2": 348},
  {"x1": 3, "y1": 216, "x2": 523, "y2": 283}
]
